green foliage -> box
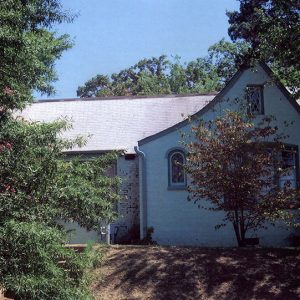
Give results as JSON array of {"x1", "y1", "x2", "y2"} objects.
[
  {"x1": 78, "y1": 1, "x2": 299, "y2": 98},
  {"x1": 77, "y1": 55, "x2": 172, "y2": 97},
  {"x1": 77, "y1": 45, "x2": 247, "y2": 98},
  {"x1": 0, "y1": 116, "x2": 120, "y2": 229},
  {"x1": 227, "y1": 0, "x2": 300, "y2": 97},
  {"x1": 169, "y1": 56, "x2": 221, "y2": 94},
  {"x1": 0, "y1": 116, "x2": 120, "y2": 298},
  {"x1": 0, "y1": 1, "x2": 119, "y2": 299},
  {"x1": 57, "y1": 152, "x2": 121, "y2": 230},
  {"x1": 184, "y1": 105, "x2": 299, "y2": 247},
  {"x1": 0, "y1": 221, "x2": 93, "y2": 300},
  {"x1": 207, "y1": 38, "x2": 250, "y2": 84},
  {"x1": 0, "y1": 0, "x2": 73, "y2": 111}
]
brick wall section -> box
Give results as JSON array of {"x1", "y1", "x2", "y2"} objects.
[{"x1": 112, "y1": 155, "x2": 139, "y2": 242}]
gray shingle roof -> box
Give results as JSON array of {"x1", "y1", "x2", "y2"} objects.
[{"x1": 20, "y1": 94, "x2": 216, "y2": 153}]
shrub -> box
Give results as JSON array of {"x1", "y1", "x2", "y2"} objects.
[{"x1": 0, "y1": 221, "x2": 93, "y2": 300}]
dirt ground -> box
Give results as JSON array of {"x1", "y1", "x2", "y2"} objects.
[{"x1": 91, "y1": 245, "x2": 300, "y2": 300}]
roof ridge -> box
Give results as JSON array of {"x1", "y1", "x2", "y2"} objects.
[{"x1": 33, "y1": 92, "x2": 218, "y2": 104}]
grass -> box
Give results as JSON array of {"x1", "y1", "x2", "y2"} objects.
[{"x1": 91, "y1": 245, "x2": 300, "y2": 300}]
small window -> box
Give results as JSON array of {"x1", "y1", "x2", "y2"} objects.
[
  {"x1": 168, "y1": 150, "x2": 186, "y2": 188},
  {"x1": 247, "y1": 85, "x2": 264, "y2": 115}
]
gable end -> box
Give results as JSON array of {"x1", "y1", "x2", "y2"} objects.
[
  {"x1": 138, "y1": 68, "x2": 245, "y2": 146},
  {"x1": 138, "y1": 63, "x2": 300, "y2": 147}
]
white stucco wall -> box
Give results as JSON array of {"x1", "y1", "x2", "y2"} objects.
[{"x1": 140, "y1": 65, "x2": 300, "y2": 247}]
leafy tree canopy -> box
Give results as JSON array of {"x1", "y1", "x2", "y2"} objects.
[
  {"x1": 227, "y1": 0, "x2": 300, "y2": 97},
  {"x1": 0, "y1": 0, "x2": 73, "y2": 111},
  {"x1": 184, "y1": 107, "x2": 298, "y2": 247},
  {"x1": 0, "y1": 221, "x2": 95, "y2": 299},
  {"x1": 77, "y1": 40, "x2": 249, "y2": 98},
  {"x1": 0, "y1": 116, "x2": 120, "y2": 298},
  {"x1": 0, "y1": 1, "x2": 120, "y2": 298},
  {"x1": 0, "y1": 117, "x2": 120, "y2": 229},
  {"x1": 78, "y1": 1, "x2": 299, "y2": 99}
]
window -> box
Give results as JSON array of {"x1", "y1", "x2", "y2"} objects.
[
  {"x1": 168, "y1": 150, "x2": 186, "y2": 188},
  {"x1": 247, "y1": 85, "x2": 264, "y2": 115},
  {"x1": 279, "y1": 147, "x2": 298, "y2": 189}
]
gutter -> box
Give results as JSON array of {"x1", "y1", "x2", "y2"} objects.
[{"x1": 134, "y1": 146, "x2": 147, "y2": 239}]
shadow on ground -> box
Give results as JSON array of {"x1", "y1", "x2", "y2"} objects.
[{"x1": 92, "y1": 246, "x2": 300, "y2": 300}]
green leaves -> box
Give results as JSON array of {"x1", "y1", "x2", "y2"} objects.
[
  {"x1": 0, "y1": 3, "x2": 117, "y2": 297},
  {"x1": 0, "y1": 0, "x2": 73, "y2": 110},
  {"x1": 0, "y1": 116, "x2": 120, "y2": 229},
  {"x1": 0, "y1": 116, "x2": 119, "y2": 298},
  {"x1": 77, "y1": 48, "x2": 244, "y2": 98},
  {"x1": 0, "y1": 221, "x2": 93, "y2": 300},
  {"x1": 76, "y1": 39, "x2": 257, "y2": 98},
  {"x1": 56, "y1": 153, "x2": 121, "y2": 230},
  {"x1": 227, "y1": 0, "x2": 300, "y2": 98}
]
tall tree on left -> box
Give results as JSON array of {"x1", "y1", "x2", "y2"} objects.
[
  {"x1": 0, "y1": 1, "x2": 120, "y2": 299},
  {"x1": 0, "y1": 0, "x2": 72, "y2": 110}
]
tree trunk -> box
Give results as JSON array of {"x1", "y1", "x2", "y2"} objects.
[{"x1": 233, "y1": 210, "x2": 247, "y2": 247}]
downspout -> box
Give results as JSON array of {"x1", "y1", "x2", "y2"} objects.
[{"x1": 134, "y1": 146, "x2": 147, "y2": 239}]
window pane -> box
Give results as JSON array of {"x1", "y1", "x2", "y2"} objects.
[
  {"x1": 248, "y1": 86, "x2": 263, "y2": 114},
  {"x1": 171, "y1": 153, "x2": 185, "y2": 183},
  {"x1": 280, "y1": 150, "x2": 297, "y2": 189}
]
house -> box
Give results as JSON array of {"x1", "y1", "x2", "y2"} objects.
[
  {"x1": 21, "y1": 93, "x2": 216, "y2": 243},
  {"x1": 21, "y1": 63, "x2": 300, "y2": 246}
]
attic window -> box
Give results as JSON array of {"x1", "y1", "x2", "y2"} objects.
[{"x1": 247, "y1": 85, "x2": 264, "y2": 115}]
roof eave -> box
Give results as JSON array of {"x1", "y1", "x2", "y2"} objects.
[{"x1": 259, "y1": 62, "x2": 300, "y2": 115}]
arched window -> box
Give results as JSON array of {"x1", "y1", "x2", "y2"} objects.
[{"x1": 168, "y1": 150, "x2": 186, "y2": 188}]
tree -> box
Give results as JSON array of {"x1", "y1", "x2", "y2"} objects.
[
  {"x1": 184, "y1": 108, "x2": 298, "y2": 247},
  {"x1": 0, "y1": 1, "x2": 120, "y2": 298},
  {"x1": 0, "y1": 0, "x2": 73, "y2": 111},
  {"x1": 170, "y1": 56, "x2": 221, "y2": 94},
  {"x1": 0, "y1": 117, "x2": 120, "y2": 229},
  {"x1": 0, "y1": 117, "x2": 120, "y2": 298},
  {"x1": 0, "y1": 221, "x2": 95, "y2": 299},
  {"x1": 78, "y1": 1, "x2": 299, "y2": 98},
  {"x1": 227, "y1": 0, "x2": 300, "y2": 97},
  {"x1": 207, "y1": 38, "x2": 249, "y2": 85},
  {"x1": 77, "y1": 55, "x2": 172, "y2": 97},
  {"x1": 77, "y1": 48, "x2": 244, "y2": 98}
]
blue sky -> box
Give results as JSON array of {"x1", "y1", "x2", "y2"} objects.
[{"x1": 39, "y1": 0, "x2": 240, "y2": 99}]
